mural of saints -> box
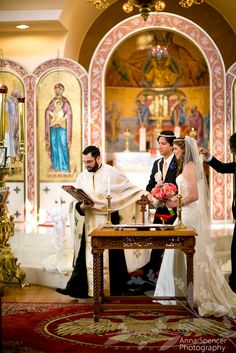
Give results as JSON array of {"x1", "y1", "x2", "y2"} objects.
[{"x1": 45, "y1": 83, "x2": 72, "y2": 173}]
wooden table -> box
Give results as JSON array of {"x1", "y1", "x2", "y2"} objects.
[{"x1": 89, "y1": 224, "x2": 197, "y2": 322}]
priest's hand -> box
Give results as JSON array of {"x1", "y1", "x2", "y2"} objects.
[{"x1": 80, "y1": 200, "x2": 93, "y2": 210}]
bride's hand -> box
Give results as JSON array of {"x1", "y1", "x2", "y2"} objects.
[
  {"x1": 170, "y1": 195, "x2": 178, "y2": 202},
  {"x1": 165, "y1": 199, "x2": 177, "y2": 208}
]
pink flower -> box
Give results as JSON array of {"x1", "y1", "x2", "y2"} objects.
[
  {"x1": 164, "y1": 184, "x2": 177, "y2": 197},
  {"x1": 151, "y1": 182, "x2": 177, "y2": 202}
]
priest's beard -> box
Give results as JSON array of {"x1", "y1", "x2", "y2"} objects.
[{"x1": 87, "y1": 161, "x2": 100, "y2": 173}]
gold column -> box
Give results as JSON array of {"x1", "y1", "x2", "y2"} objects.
[{"x1": 0, "y1": 84, "x2": 28, "y2": 287}]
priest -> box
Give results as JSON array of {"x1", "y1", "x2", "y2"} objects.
[{"x1": 56, "y1": 145, "x2": 150, "y2": 298}]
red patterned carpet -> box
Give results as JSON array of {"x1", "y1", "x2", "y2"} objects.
[{"x1": 1, "y1": 302, "x2": 236, "y2": 353}]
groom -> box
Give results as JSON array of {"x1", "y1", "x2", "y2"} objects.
[
  {"x1": 143, "y1": 130, "x2": 178, "y2": 280},
  {"x1": 200, "y1": 133, "x2": 236, "y2": 293}
]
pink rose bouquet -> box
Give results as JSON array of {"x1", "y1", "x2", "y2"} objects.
[{"x1": 151, "y1": 182, "x2": 177, "y2": 209}]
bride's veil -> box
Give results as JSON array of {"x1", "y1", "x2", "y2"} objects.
[{"x1": 182, "y1": 139, "x2": 236, "y2": 318}]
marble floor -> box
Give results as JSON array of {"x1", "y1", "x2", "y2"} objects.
[{"x1": 1, "y1": 283, "x2": 92, "y2": 304}]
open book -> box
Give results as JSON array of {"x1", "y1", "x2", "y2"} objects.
[{"x1": 62, "y1": 185, "x2": 94, "y2": 206}]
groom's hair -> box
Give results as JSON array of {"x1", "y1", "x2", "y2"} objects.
[
  {"x1": 230, "y1": 133, "x2": 236, "y2": 154},
  {"x1": 83, "y1": 145, "x2": 100, "y2": 158},
  {"x1": 157, "y1": 130, "x2": 176, "y2": 146}
]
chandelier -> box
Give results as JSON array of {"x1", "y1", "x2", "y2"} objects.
[
  {"x1": 147, "y1": 31, "x2": 169, "y2": 62},
  {"x1": 148, "y1": 44, "x2": 169, "y2": 60},
  {"x1": 87, "y1": 0, "x2": 204, "y2": 21}
]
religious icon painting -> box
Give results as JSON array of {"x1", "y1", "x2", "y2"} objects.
[{"x1": 37, "y1": 69, "x2": 83, "y2": 182}]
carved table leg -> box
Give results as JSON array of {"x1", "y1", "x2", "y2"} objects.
[
  {"x1": 186, "y1": 251, "x2": 194, "y2": 308},
  {"x1": 92, "y1": 248, "x2": 103, "y2": 322}
]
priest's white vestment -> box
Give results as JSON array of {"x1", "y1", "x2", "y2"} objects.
[{"x1": 70, "y1": 163, "x2": 150, "y2": 296}]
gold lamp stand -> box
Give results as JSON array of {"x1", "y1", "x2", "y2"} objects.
[
  {"x1": 0, "y1": 161, "x2": 28, "y2": 287},
  {"x1": 0, "y1": 84, "x2": 28, "y2": 287}
]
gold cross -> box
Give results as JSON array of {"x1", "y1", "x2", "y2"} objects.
[{"x1": 136, "y1": 194, "x2": 151, "y2": 224}]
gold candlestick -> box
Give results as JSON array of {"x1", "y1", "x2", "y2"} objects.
[
  {"x1": 189, "y1": 128, "x2": 197, "y2": 139},
  {"x1": 177, "y1": 194, "x2": 185, "y2": 228},
  {"x1": 106, "y1": 195, "x2": 112, "y2": 224}
]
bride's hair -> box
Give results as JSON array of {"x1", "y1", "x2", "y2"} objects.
[
  {"x1": 174, "y1": 136, "x2": 200, "y2": 176},
  {"x1": 173, "y1": 138, "x2": 185, "y2": 176}
]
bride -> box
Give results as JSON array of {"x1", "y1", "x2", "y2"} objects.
[{"x1": 153, "y1": 136, "x2": 236, "y2": 317}]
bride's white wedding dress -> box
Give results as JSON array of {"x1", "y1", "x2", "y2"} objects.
[{"x1": 154, "y1": 173, "x2": 236, "y2": 318}]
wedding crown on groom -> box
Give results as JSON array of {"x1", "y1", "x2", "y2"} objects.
[
  {"x1": 157, "y1": 131, "x2": 176, "y2": 145},
  {"x1": 158, "y1": 133, "x2": 176, "y2": 138}
]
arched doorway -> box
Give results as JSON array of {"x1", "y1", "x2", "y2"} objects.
[{"x1": 89, "y1": 13, "x2": 228, "y2": 222}]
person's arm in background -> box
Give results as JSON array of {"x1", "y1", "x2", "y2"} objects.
[{"x1": 199, "y1": 147, "x2": 235, "y2": 174}]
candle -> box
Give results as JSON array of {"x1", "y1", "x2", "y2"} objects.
[
  {"x1": 174, "y1": 125, "x2": 181, "y2": 138},
  {"x1": 139, "y1": 126, "x2": 146, "y2": 152},
  {"x1": 107, "y1": 175, "x2": 110, "y2": 195}
]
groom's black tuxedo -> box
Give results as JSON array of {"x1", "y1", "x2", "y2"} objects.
[
  {"x1": 206, "y1": 156, "x2": 236, "y2": 292},
  {"x1": 146, "y1": 155, "x2": 178, "y2": 222},
  {"x1": 142, "y1": 155, "x2": 178, "y2": 279},
  {"x1": 146, "y1": 155, "x2": 178, "y2": 192}
]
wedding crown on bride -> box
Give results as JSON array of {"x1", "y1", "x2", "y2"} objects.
[
  {"x1": 158, "y1": 133, "x2": 176, "y2": 138},
  {"x1": 173, "y1": 137, "x2": 185, "y2": 142}
]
